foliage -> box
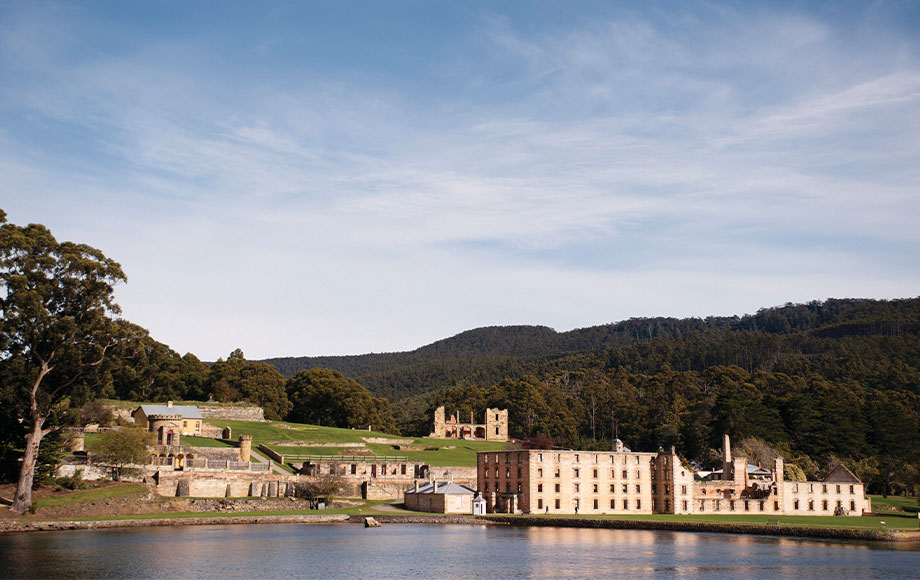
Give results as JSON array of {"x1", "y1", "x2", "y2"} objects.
[
  {"x1": 0, "y1": 210, "x2": 132, "y2": 513},
  {"x1": 300, "y1": 473, "x2": 344, "y2": 508},
  {"x1": 80, "y1": 401, "x2": 116, "y2": 426},
  {"x1": 207, "y1": 350, "x2": 291, "y2": 420},
  {"x1": 92, "y1": 426, "x2": 152, "y2": 481},
  {"x1": 286, "y1": 368, "x2": 395, "y2": 432}
]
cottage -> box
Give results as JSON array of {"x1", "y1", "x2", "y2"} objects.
[{"x1": 404, "y1": 480, "x2": 477, "y2": 514}]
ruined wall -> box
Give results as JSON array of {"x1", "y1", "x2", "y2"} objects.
[
  {"x1": 485, "y1": 408, "x2": 509, "y2": 442},
  {"x1": 197, "y1": 405, "x2": 265, "y2": 421}
]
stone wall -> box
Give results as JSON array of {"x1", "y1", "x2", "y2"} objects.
[{"x1": 197, "y1": 405, "x2": 265, "y2": 421}]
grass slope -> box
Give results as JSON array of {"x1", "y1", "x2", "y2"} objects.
[{"x1": 205, "y1": 419, "x2": 508, "y2": 467}]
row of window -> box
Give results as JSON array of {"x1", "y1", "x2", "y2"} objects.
[
  {"x1": 534, "y1": 498, "x2": 642, "y2": 511},
  {"x1": 793, "y1": 499, "x2": 857, "y2": 511},
  {"x1": 481, "y1": 453, "x2": 648, "y2": 465},
  {"x1": 792, "y1": 483, "x2": 856, "y2": 495}
]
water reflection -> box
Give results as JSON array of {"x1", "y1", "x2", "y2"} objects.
[{"x1": 0, "y1": 524, "x2": 918, "y2": 579}]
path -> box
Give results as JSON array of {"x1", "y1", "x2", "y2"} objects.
[{"x1": 249, "y1": 448, "x2": 290, "y2": 475}]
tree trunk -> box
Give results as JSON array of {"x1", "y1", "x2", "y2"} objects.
[{"x1": 9, "y1": 422, "x2": 46, "y2": 515}]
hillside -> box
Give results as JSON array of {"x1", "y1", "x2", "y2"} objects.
[{"x1": 262, "y1": 297, "x2": 920, "y2": 402}]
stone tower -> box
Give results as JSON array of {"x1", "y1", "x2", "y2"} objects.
[
  {"x1": 148, "y1": 413, "x2": 182, "y2": 446},
  {"x1": 238, "y1": 435, "x2": 252, "y2": 463},
  {"x1": 485, "y1": 408, "x2": 508, "y2": 441},
  {"x1": 431, "y1": 406, "x2": 446, "y2": 438}
]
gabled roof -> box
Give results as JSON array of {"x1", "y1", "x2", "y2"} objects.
[
  {"x1": 136, "y1": 404, "x2": 203, "y2": 420},
  {"x1": 406, "y1": 481, "x2": 475, "y2": 495},
  {"x1": 824, "y1": 464, "x2": 862, "y2": 483}
]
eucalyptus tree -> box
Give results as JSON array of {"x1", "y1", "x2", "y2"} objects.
[{"x1": 0, "y1": 210, "x2": 128, "y2": 514}]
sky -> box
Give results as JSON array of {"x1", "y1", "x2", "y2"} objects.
[{"x1": 1, "y1": 1, "x2": 919, "y2": 360}]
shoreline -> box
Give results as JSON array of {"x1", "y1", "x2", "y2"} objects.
[{"x1": 3, "y1": 512, "x2": 920, "y2": 543}]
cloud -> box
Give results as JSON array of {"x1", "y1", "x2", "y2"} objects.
[{"x1": 1, "y1": 2, "x2": 918, "y2": 358}]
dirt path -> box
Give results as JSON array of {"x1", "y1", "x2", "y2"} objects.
[{"x1": 249, "y1": 448, "x2": 290, "y2": 474}]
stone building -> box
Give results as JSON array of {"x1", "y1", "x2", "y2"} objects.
[
  {"x1": 429, "y1": 406, "x2": 508, "y2": 441},
  {"x1": 132, "y1": 402, "x2": 204, "y2": 438},
  {"x1": 298, "y1": 458, "x2": 431, "y2": 500},
  {"x1": 478, "y1": 434, "x2": 870, "y2": 517},
  {"x1": 404, "y1": 480, "x2": 477, "y2": 514},
  {"x1": 653, "y1": 435, "x2": 871, "y2": 517},
  {"x1": 478, "y1": 444, "x2": 656, "y2": 515}
]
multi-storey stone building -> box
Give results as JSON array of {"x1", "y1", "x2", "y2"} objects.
[
  {"x1": 478, "y1": 440, "x2": 656, "y2": 515},
  {"x1": 478, "y1": 435, "x2": 870, "y2": 517}
]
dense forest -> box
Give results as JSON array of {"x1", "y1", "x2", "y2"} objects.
[
  {"x1": 6, "y1": 292, "x2": 918, "y2": 496},
  {"x1": 261, "y1": 298, "x2": 920, "y2": 495}
]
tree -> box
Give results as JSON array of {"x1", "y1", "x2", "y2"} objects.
[
  {"x1": 301, "y1": 472, "x2": 343, "y2": 508},
  {"x1": 207, "y1": 350, "x2": 292, "y2": 420},
  {"x1": 286, "y1": 368, "x2": 395, "y2": 432},
  {"x1": 0, "y1": 211, "x2": 127, "y2": 514},
  {"x1": 94, "y1": 426, "x2": 153, "y2": 481}
]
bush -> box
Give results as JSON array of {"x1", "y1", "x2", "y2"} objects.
[{"x1": 56, "y1": 469, "x2": 88, "y2": 490}]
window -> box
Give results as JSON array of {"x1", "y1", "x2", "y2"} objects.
[
  {"x1": 714, "y1": 500, "x2": 720, "y2": 512},
  {"x1": 593, "y1": 469, "x2": 598, "y2": 478},
  {"x1": 794, "y1": 500, "x2": 799, "y2": 510},
  {"x1": 700, "y1": 500, "x2": 706, "y2": 511},
  {"x1": 538, "y1": 484, "x2": 543, "y2": 492},
  {"x1": 759, "y1": 501, "x2": 764, "y2": 512},
  {"x1": 665, "y1": 500, "x2": 670, "y2": 511},
  {"x1": 517, "y1": 483, "x2": 522, "y2": 492},
  {"x1": 774, "y1": 501, "x2": 779, "y2": 511},
  {"x1": 537, "y1": 453, "x2": 543, "y2": 462},
  {"x1": 622, "y1": 470, "x2": 628, "y2": 479},
  {"x1": 575, "y1": 454, "x2": 580, "y2": 463},
  {"x1": 505, "y1": 483, "x2": 511, "y2": 492},
  {"x1": 401, "y1": 465, "x2": 407, "y2": 475},
  {"x1": 517, "y1": 468, "x2": 522, "y2": 478},
  {"x1": 636, "y1": 499, "x2": 641, "y2": 509},
  {"x1": 836, "y1": 485, "x2": 841, "y2": 493},
  {"x1": 537, "y1": 468, "x2": 543, "y2": 477},
  {"x1": 555, "y1": 499, "x2": 560, "y2": 509},
  {"x1": 635, "y1": 456, "x2": 640, "y2": 464},
  {"x1": 555, "y1": 483, "x2": 560, "y2": 492},
  {"x1": 612, "y1": 470, "x2": 617, "y2": 478},
  {"x1": 744, "y1": 501, "x2": 749, "y2": 511},
  {"x1": 593, "y1": 484, "x2": 598, "y2": 493},
  {"x1": 635, "y1": 484, "x2": 641, "y2": 493},
  {"x1": 822, "y1": 500, "x2": 828, "y2": 510},
  {"x1": 850, "y1": 500, "x2": 856, "y2": 511},
  {"x1": 506, "y1": 469, "x2": 511, "y2": 478},
  {"x1": 664, "y1": 484, "x2": 669, "y2": 494},
  {"x1": 537, "y1": 499, "x2": 543, "y2": 509},
  {"x1": 636, "y1": 470, "x2": 641, "y2": 479},
  {"x1": 808, "y1": 500, "x2": 814, "y2": 511},
  {"x1": 555, "y1": 469, "x2": 560, "y2": 478},
  {"x1": 593, "y1": 499, "x2": 598, "y2": 510},
  {"x1": 183, "y1": 421, "x2": 187, "y2": 428},
  {"x1": 623, "y1": 499, "x2": 629, "y2": 510},
  {"x1": 611, "y1": 499, "x2": 616, "y2": 509},
  {"x1": 574, "y1": 483, "x2": 580, "y2": 493},
  {"x1": 494, "y1": 467, "x2": 499, "y2": 477},
  {"x1": 622, "y1": 484, "x2": 628, "y2": 493},
  {"x1": 574, "y1": 468, "x2": 580, "y2": 478},
  {"x1": 681, "y1": 485, "x2": 687, "y2": 495},
  {"x1": 850, "y1": 485, "x2": 855, "y2": 494},
  {"x1": 682, "y1": 500, "x2": 688, "y2": 511},
  {"x1": 822, "y1": 484, "x2": 827, "y2": 493},
  {"x1": 610, "y1": 484, "x2": 615, "y2": 493},
  {"x1": 730, "y1": 501, "x2": 735, "y2": 511}
]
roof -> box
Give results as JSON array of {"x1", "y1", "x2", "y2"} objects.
[
  {"x1": 406, "y1": 481, "x2": 475, "y2": 495},
  {"x1": 824, "y1": 464, "x2": 862, "y2": 483},
  {"x1": 136, "y1": 404, "x2": 203, "y2": 420}
]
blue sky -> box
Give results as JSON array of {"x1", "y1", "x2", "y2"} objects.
[{"x1": 2, "y1": 1, "x2": 919, "y2": 360}]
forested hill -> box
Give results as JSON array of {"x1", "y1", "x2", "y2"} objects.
[{"x1": 262, "y1": 297, "x2": 920, "y2": 403}]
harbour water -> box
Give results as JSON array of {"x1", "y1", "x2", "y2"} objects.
[{"x1": 1, "y1": 523, "x2": 918, "y2": 579}]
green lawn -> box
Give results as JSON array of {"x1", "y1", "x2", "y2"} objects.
[
  {"x1": 35, "y1": 483, "x2": 147, "y2": 509},
  {"x1": 207, "y1": 419, "x2": 508, "y2": 467},
  {"x1": 870, "y1": 494, "x2": 919, "y2": 514},
  {"x1": 180, "y1": 436, "x2": 235, "y2": 448}
]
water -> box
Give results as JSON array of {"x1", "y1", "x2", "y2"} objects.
[{"x1": 1, "y1": 523, "x2": 918, "y2": 579}]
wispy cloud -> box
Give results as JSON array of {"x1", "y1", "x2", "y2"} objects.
[{"x1": 1, "y1": 1, "x2": 918, "y2": 358}]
